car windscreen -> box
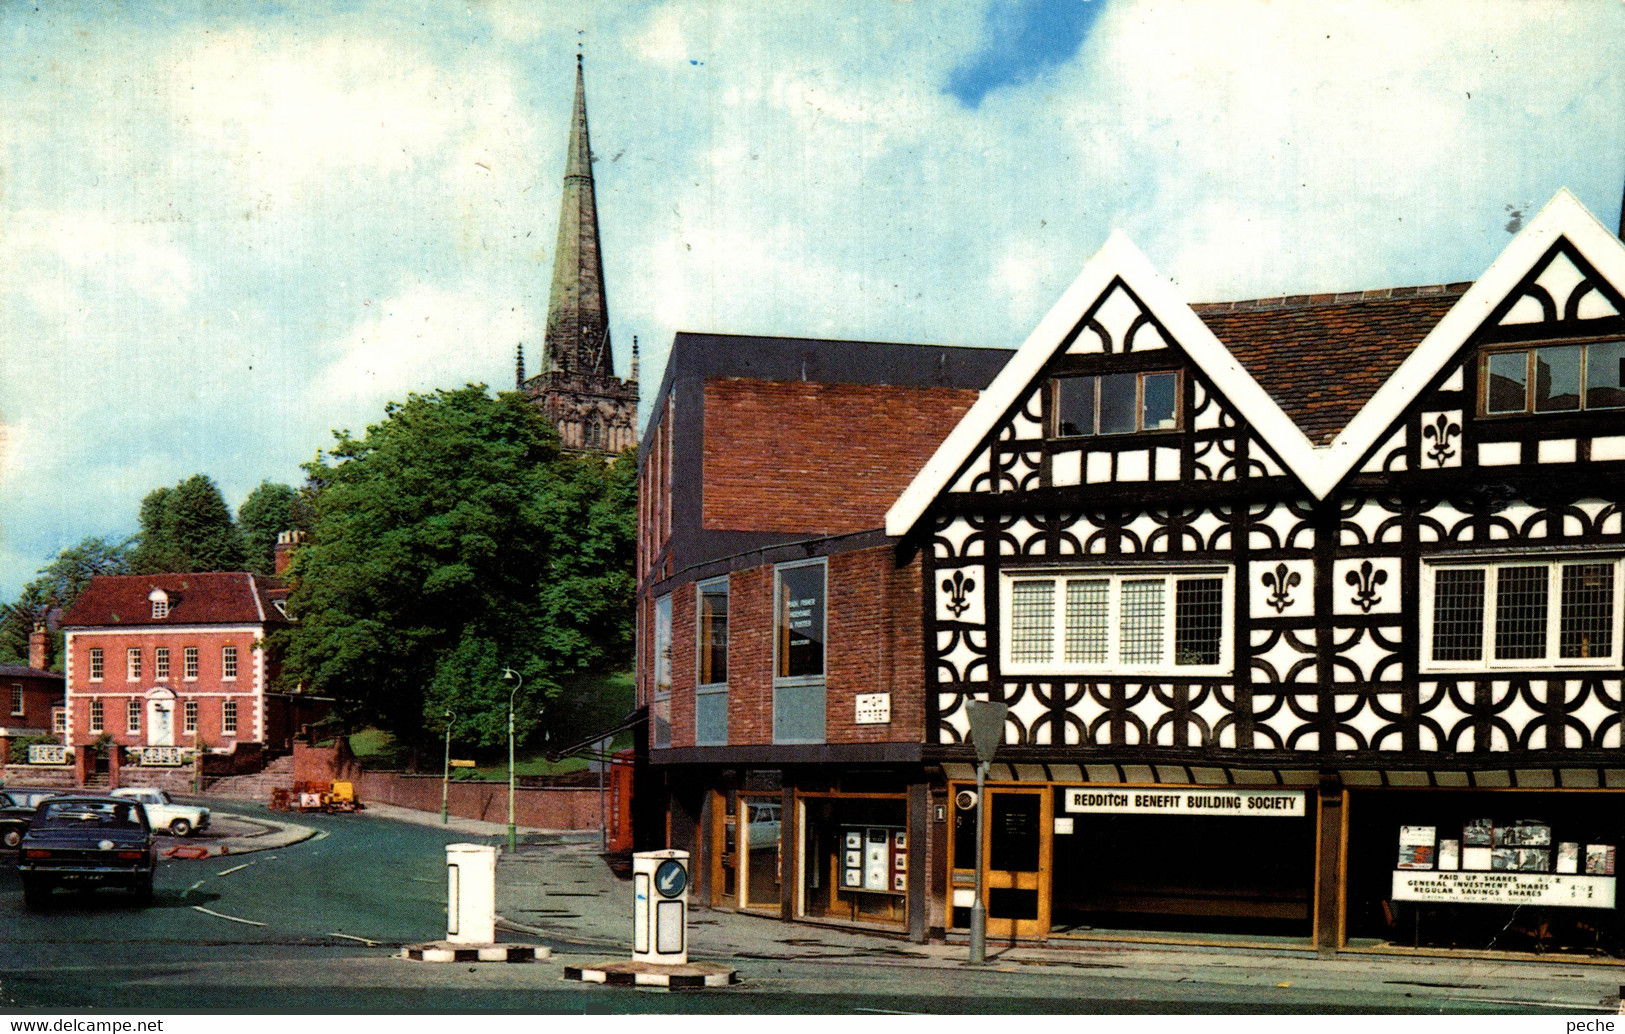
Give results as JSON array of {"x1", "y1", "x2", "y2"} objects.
[{"x1": 34, "y1": 801, "x2": 145, "y2": 830}]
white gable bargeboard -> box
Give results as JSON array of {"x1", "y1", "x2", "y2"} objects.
[{"x1": 886, "y1": 188, "x2": 1625, "y2": 536}]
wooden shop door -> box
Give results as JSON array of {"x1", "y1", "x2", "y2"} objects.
[{"x1": 983, "y1": 788, "x2": 1051, "y2": 940}]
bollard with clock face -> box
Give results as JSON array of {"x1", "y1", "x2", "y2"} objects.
[{"x1": 632, "y1": 850, "x2": 691, "y2": 965}]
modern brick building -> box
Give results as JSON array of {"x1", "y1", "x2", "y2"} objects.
[
  {"x1": 634, "y1": 332, "x2": 1007, "y2": 932},
  {"x1": 639, "y1": 190, "x2": 1625, "y2": 959},
  {"x1": 59, "y1": 572, "x2": 294, "y2": 768}
]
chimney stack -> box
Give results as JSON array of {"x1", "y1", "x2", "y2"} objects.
[
  {"x1": 274, "y1": 530, "x2": 306, "y2": 576},
  {"x1": 29, "y1": 622, "x2": 48, "y2": 671}
]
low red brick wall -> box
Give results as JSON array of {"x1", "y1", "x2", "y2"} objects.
[{"x1": 293, "y1": 741, "x2": 605, "y2": 830}]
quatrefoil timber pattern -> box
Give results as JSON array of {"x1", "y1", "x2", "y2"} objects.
[{"x1": 911, "y1": 190, "x2": 1625, "y2": 764}]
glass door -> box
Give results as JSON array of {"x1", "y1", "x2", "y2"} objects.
[{"x1": 983, "y1": 788, "x2": 1051, "y2": 939}]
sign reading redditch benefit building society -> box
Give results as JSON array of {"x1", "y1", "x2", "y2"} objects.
[{"x1": 1064, "y1": 788, "x2": 1307, "y2": 817}]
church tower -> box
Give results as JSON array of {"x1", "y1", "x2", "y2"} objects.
[{"x1": 520, "y1": 55, "x2": 639, "y2": 455}]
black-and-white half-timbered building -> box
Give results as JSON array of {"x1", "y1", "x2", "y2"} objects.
[{"x1": 886, "y1": 189, "x2": 1625, "y2": 955}]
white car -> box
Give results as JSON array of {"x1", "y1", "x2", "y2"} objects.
[{"x1": 110, "y1": 787, "x2": 211, "y2": 837}]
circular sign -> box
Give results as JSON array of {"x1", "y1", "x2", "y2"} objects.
[{"x1": 654, "y1": 858, "x2": 688, "y2": 899}]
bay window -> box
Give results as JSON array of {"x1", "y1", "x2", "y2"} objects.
[
  {"x1": 1425, "y1": 558, "x2": 1623, "y2": 669},
  {"x1": 1002, "y1": 567, "x2": 1232, "y2": 675}
]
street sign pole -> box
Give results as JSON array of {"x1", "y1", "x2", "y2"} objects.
[
  {"x1": 963, "y1": 698, "x2": 1008, "y2": 966},
  {"x1": 440, "y1": 711, "x2": 454, "y2": 825}
]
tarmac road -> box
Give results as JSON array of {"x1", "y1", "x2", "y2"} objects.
[{"x1": 0, "y1": 800, "x2": 1619, "y2": 1014}]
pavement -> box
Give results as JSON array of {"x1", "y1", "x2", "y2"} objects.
[
  {"x1": 168, "y1": 810, "x2": 320, "y2": 858},
  {"x1": 334, "y1": 803, "x2": 1625, "y2": 1013}
]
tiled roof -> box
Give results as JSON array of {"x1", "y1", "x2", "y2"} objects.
[
  {"x1": 1195, "y1": 284, "x2": 1473, "y2": 444},
  {"x1": 0, "y1": 664, "x2": 59, "y2": 680},
  {"x1": 60, "y1": 572, "x2": 289, "y2": 629}
]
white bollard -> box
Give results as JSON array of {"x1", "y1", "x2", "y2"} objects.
[
  {"x1": 631, "y1": 849, "x2": 689, "y2": 965},
  {"x1": 446, "y1": 843, "x2": 496, "y2": 945}
]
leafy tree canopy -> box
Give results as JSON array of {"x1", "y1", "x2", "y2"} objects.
[
  {"x1": 237, "y1": 480, "x2": 301, "y2": 576},
  {"x1": 129, "y1": 474, "x2": 247, "y2": 574},
  {"x1": 0, "y1": 536, "x2": 132, "y2": 669},
  {"x1": 274, "y1": 386, "x2": 634, "y2": 757}
]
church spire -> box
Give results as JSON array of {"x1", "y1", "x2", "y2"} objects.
[{"x1": 542, "y1": 54, "x2": 614, "y2": 380}]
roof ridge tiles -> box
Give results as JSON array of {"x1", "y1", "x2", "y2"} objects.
[{"x1": 1191, "y1": 281, "x2": 1473, "y2": 313}]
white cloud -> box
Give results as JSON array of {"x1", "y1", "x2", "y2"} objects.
[{"x1": 317, "y1": 285, "x2": 533, "y2": 412}]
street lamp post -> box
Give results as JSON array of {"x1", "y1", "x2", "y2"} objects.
[
  {"x1": 501, "y1": 668, "x2": 521, "y2": 853},
  {"x1": 440, "y1": 711, "x2": 455, "y2": 825},
  {"x1": 963, "y1": 698, "x2": 1008, "y2": 966}
]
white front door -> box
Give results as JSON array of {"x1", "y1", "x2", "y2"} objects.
[{"x1": 147, "y1": 699, "x2": 175, "y2": 746}]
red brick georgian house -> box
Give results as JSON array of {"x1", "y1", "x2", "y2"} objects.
[
  {"x1": 59, "y1": 573, "x2": 292, "y2": 759},
  {"x1": 0, "y1": 624, "x2": 66, "y2": 759}
]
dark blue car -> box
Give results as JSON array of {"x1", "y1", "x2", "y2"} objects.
[{"x1": 17, "y1": 796, "x2": 156, "y2": 909}]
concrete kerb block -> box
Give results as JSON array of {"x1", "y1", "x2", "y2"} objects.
[
  {"x1": 400, "y1": 941, "x2": 550, "y2": 964},
  {"x1": 563, "y1": 960, "x2": 740, "y2": 988}
]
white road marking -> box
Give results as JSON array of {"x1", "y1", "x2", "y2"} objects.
[
  {"x1": 184, "y1": 879, "x2": 205, "y2": 896},
  {"x1": 328, "y1": 932, "x2": 380, "y2": 946},
  {"x1": 191, "y1": 905, "x2": 267, "y2": 927},
  {"x1": 311, "y1": 830, "x2": 330, "y2": 842},
  {"x1": 215, "y1": 862, "x2": 254, "y2": 876}
]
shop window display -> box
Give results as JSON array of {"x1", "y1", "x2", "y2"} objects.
[
  {"x1": 800, "y1": 797, "x2": 908, "y2": 926},
  {"x1": 1347, "y1": 790, "x2": 1625, "y2": 956},
  {"x1": 742, "y1": 796, "x2": 782, "y2": 911}
]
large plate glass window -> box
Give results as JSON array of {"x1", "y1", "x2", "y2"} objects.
[
  {"x1": 1052, "y1": 370, "x2": 1181, "y2": 437},
  {"x1": 651, "y1": 594, "x2": 672, "y2": 749},
  {"x1": 1481, "y1": 341, "x2": 1625, "y2": 415},
  {"x1": 1423, "y1": 558, "x2": 1623, "y2": 670},
  {"x1": 696, "y1": 577, "x2": 729, "y2": 747},
  {"x1": 774, "y1": 559, "x2": 826, "y2": 744},
  {"x1": 1002, "y1": 567, "x2": 1232, "y2": 676}
]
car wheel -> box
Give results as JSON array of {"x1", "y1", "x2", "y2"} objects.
[
  {"x1": 169, "y1": 818, "x2": 192, "y2": 837},
  {"x1": 21, "y1": 879, "x2": 50, "y2": 911},
  {"x1": 2, "y1": 828, "x2": 20, "y2": 849}
]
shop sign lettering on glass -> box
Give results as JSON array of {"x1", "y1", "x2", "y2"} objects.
[
  {"x1": 777, "y1": 564, "x2": 826, "y2": 678},
  {"x1": 1391, "y1": 870, "x2": 1616, "y2": 909},
  {"x1": 1064, "y1": 788, "x2": 1306, "y2": 817}
]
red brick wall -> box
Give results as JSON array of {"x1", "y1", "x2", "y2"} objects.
[
  {"x1": 662, "y1": 545, "x2": 925, "y2": 749},
  {"x1": 701, "y1": 379, "x2": 979, "y2": 534},
  {"x1": 669, "y1": 582, "x2": 696, "y2": 747},
  {"x1": 825, "y1": 548, "x2": 925, "y2": 744}
]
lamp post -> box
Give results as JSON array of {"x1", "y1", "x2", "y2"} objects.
[
  {"x1": 501, "y1": 668, "x2": 521, "y2": 853},
  {"x1": 963, "y1": 698, "x2": 1008, "y2": 966},
  {"x1": 440, "y1": 710, "x2": 455, "y2": 825}
]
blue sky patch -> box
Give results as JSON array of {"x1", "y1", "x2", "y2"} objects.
[{"x1": 948, "y1": 0, "x2": 1105, "y2": 107}]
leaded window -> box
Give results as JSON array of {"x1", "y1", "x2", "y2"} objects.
[
  {"x1": 1003, "y1": 568, "x2": 1232, "y2": 675},
  {"x1": 1425, "y1": 559, "x2": 1621, "y2": 669}
]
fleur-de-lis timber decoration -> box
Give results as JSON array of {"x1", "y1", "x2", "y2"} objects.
[
  {"x1": 942, "y1": 570, "x2": 977, "y2": 618},
  {"x1": 1345, "y1": 559, "x2": 1388, "y2": 613},
  {"x1": 1260, "y1": 562, "x2": 1301, "y2": 613},
  {"x1": 1422, "y1": 412, "x2": 1461, "y2": 465}
]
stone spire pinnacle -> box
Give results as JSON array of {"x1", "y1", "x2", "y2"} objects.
[
  {"x1": 542, "y1": 55, "x2": 613, "y2": 380},
  {"x1": 515, "y1": 342, "x2": 525, "y2": 389}
]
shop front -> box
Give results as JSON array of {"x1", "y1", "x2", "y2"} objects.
[
  {"x1": 1344, "y1": 788, "x2": 1625, "y2": 958},
  {"x1": 947, "y1": 778, "x2": 1320, "y2": 945},
  {"x1": 702, "y1": 776, "x2": 920, "y2": 934}
]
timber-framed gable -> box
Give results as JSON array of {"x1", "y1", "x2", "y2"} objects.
[{"x1": 893, "y1": 189, "x2": 1625, "y2": 776}]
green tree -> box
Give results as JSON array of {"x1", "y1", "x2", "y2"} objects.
[
  {"x1": 0, "y1": 536, "x2": 133, "y2": 669},
  {"x1": 536, "y1": 450, "x2": 637, "y2": 680},
  {"x1": 273, "y1": 387, "x2": 570, "y2": 760},
  {"x1": 237, "y1": 481, "x2": 300, "y2": 576},
  {"x1": 130, "y1": 474, "x2": 247, "y2": 574}
]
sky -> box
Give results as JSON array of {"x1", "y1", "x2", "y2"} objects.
[{"x1": 2, "y1": 0, "x2": 1624, "y2": 600}]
